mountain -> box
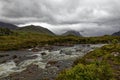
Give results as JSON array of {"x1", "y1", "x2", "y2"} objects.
[
  {"x1": 112, "y1": 31, "x2": 120, "y2": 36},
  {"x1": 0, "y1": 22, "x2": 18, "y2": 30},
  {"x1": 62, "y1": 30, "x2": 82, "y2": 36},
  {"x1": 17, "y1": 25, "x2": 55, "y2": 35}
]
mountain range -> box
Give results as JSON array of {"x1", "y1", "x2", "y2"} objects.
[
  {"x1": 0, "y1": 21, "x2": 120, "y2": 36},
  {"x1": 0, "y1": 22, "x2": 18, "y2": 30},
  {"x1": 112, "y1": 31, "x2": 120, "y2": 36},
  {"x1": 0, "y1": 22, "x2": 55, "y2": 35}
]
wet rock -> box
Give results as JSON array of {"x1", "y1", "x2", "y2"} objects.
[
  {"x1": 12, "y1": 55, "x2": 17, "y2": 59},
  {"x1": 60, "y1": 49, "x2": 72, "y2": 55},
  {"x1": 25, "y1": 64, "x2": 39, "y2": 72},
  {"x1": 46, "y1": 60, "x2": 58, "y2": 68},
  {"x1": 0, "y1": 57, "x2": 11, "y2": 64},
  {"x1": 82, "y1": 44, "x2": 86, "y2": 47},
  {"x1": 41, "y1": 52, "x2": 47, "y2": 56},
  {"x1": 31, "y1": 47, "x2": 41, "y2": 52},
  {"x1": 32, "y1": 49, "x2": 39, "y2": 52},
  {"x1": 0, "y1": 60, "x2": 7, "y2": 64},
  {"x1": 87, "y1": 44, "x2": 91, "y2": 47},
  {"x1": 0, "y1": 54, "x2": 9, "y2": 58},
  {"x1": 14, "y1": 58, "x2": 20, "y2": 65},
  {"x1": 44, "y1": 46, "x2": 54, "y2": 51},
  {"x1": 76, "y1": 49, "x2": 82, "y2": 52},
  {"x1": 54, "y1": 43, "x2": 74, "y2": 46}
]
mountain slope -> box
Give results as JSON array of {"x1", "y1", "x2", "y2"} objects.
[
  {"x1": 0, "y1": 22, "x2": 18, "y2": 30},
  {"x1": 112, "y1": 31, "x2": 120, "y2": 36},
  {"x1": 17, "y1": 25, "x2": 55, "y2": 35},
  {"x1": 62, "y1": 30, "x2": 82, "y2": 36}
]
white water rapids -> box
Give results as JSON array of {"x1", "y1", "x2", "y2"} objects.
[{"x1": 0, "y1": 44, "x2": 105, "y2": 78}]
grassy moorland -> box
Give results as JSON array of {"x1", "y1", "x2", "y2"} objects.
[
  {"x1": 0, "y1": 31, "x2": 120, "y2": 51},
  {"x1": 56, "y1": 44, "x2": 120, "y2": 80},
  {"x1": 0, "y1": 27, "x2": 120, "y2": 51}
]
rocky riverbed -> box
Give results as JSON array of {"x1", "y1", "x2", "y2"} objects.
[{"x1": 0, "y1": 44, "x2": 105, "y2": 80}]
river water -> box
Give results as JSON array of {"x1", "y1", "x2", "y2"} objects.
[{"x1": 0, "y1": 44, "x2": 105, "y2": 80}]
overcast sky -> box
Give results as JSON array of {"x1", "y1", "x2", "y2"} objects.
[{"x1": 0, "y1": 0, "x2": 120, "y2": 36}]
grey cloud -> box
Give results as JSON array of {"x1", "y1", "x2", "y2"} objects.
[
  {"x1": 0, "y1": 0, "x2": 120, "y2": 36},
  {"x1": 1, "y1": 0, "x2": 119, "y2": 24}
]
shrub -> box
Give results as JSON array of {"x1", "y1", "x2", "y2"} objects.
[{"x1": 56, "y1": 63, "x2": 114, "y2": 80}]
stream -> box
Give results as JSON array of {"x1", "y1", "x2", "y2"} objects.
[{"x1": 0, "y1": 44, "x2": 105, "y2": 80}]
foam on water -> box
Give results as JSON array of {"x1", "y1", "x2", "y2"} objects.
[
  {"x1": 0, "y1": 53, "x2": 46, "y2": 78},
  {"x1": 18, "y1": 53, "x2": 46, "y2": 69},
  {"x1": 0, "y1": 61, "x2": 21, "y2": 78},
  {"x1": 0, "y1": 44, "x2": 105, "y2": 78}
]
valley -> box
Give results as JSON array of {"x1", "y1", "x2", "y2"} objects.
[{"x1": 0, "y1": 22, "x2": 119, "y2": 80}]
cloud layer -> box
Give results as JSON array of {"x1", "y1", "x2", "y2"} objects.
[{"x1": 0, "y1": 0, "x2": 120, "y2": 36}]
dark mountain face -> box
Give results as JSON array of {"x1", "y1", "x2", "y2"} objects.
[
  {"x1": 112, "y1": 31, "x2": 120, "y2": 36},
  {"x1": 62, "y1": 30, "x2": 82, "y2": 36},
  {"x1": 0, "y1": 22, "x2": 18, "y2": 30},
  {"x1": 17, "y1": 25, "x2": 55, "y2": 35}
]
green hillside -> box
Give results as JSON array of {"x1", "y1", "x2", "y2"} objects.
[{"x1": 16, "y1": 25, "x2": 55, "y2": 35}]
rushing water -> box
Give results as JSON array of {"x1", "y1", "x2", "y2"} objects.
[{"x1": 0, "y1": 44, "x2": 105, "y2": 79}]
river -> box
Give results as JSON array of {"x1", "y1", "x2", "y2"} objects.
[{"x1": 0, "y1": 44, "x2": 105, "y2": 80}]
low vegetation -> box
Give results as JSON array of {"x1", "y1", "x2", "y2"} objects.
[
  {"x1": 0, "y1": 27, "x2": 13, "y2": 36},
  {"x1": 56, "y1": 44, "x2": 120, "y2": 80},
  {"x1": 0, "y1": 28, "x2": 120, "y2": 51}
]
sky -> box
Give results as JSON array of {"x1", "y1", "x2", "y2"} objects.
[{"x1": 0, "y1": 0, "x2": 120, "y2": 36}]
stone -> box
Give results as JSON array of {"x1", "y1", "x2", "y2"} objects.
[{"x1": 41, "y1": 52, "x2": 47, "y2": 56}]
